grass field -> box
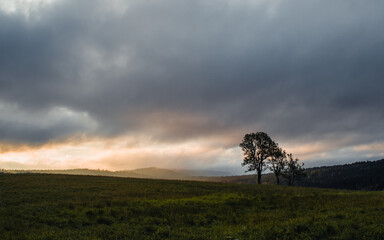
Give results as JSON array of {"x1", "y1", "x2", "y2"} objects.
[{"x1": 1, "y1": 174, "x2": 384, "y2": 239}]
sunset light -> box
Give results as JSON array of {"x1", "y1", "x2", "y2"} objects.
[
  {"x1": 0, "y1": 0, "x2": 383, "y2": 175},
  {"x1": 1, "y1": 0, "x2": 384, "y2": 239}
]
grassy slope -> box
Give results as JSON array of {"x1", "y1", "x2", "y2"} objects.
[{"x1": 1, "y1": 174, "x2": 384, "y2": 240}]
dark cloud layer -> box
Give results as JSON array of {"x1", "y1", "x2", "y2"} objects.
[{"x1": 0, "y1": 0, "x2": 383, "y2": 162}]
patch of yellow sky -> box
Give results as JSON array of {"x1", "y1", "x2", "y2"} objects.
[
  {"x1": 1, "y1": 134, "x2": 383, "y2": 170},
  {"x1": 0, "y1": 135, "x2": 240, "y2": 170}
]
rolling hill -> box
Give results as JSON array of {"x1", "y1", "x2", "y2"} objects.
[
  {"x1": 4, "y1": 159, "x2": 384, "y2": 190},
  {"x1": 4, "y1": 167, "x2": 228, "y2": 180}
]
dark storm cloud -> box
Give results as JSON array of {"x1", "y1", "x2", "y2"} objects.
[
  {"x1": 0, "y1": 0, "x2": 383, "y2": 150},
  {"x1": 0, "y1": 102, "x2": 97, "y2": 143}
]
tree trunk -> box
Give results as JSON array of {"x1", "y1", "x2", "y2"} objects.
[
  {"x1": 257, "y1": 169, "x2": 262, "y2": 184},
  {"x1": 289, "y1": 172, "x2": 293, "y2": 186},
  {"x1": 276, "y1": 174, "x2": 280, "y2": 185}
]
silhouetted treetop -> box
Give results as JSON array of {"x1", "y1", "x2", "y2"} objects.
[
  {"x1": 239, "y1": 132, "x2": 275, "y2": 184},
  {"x1": 239, "y1": 131, "x2": 304, "y2": 185}
]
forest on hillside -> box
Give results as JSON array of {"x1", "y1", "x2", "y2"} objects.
[
  {"x1": 297, "y1": 159, "x2": 384, "y2": 190},
  {"x1": 214, "y1": 159, "x2": 384, "y2": 191}
]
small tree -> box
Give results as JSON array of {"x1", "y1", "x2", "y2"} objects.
[
  {"x1": 239, "y1": 132, "x2": 274, "y2": 184},
  {"x1": 282, "y1": 153, "x2": 306, "y2": 186},
  {"x1": 268, "y1": 144, "x2": 286, "y2": 185}
]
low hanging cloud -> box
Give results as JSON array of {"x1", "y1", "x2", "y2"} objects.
[{"x1": 0, "y1": 0, "x2": 383, "y2": 171}]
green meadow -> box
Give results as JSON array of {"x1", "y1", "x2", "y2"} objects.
[{"x1": 1, "y1": 174, "x2": 384, "y2": 240}]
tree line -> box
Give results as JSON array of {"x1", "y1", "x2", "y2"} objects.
[
  {"x1": 239, "y1": 132, "x2": 305, "y2": 185},
  {"x1": 296, "y1": 159, "x2": 384, "y2": 190}
]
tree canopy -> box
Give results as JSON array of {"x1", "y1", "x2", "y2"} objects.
[
  {"x1": 239, "y1": 132, "x2": 274, "y2": 184},
  {"x1": 240, "y1": 132, "x2": 304, "y2": 185}
]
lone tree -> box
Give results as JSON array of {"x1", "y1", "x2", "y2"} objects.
[
  {"x1": 268, "y1": 144, "x2": 286, "y2": 185},
  {"x1": 239, "y1": 132, "x2": 274, "y2": 184},
  {"x1": 282, "y1": 153, "x2": 306, "y2": 186}
]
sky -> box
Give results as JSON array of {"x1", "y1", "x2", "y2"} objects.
[{"x1": 0, "y1": 0, "x2": 383, "y2": 174}]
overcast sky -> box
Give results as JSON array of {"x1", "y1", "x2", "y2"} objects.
[{"x1": 0, "y1": 0, "x2": 383, "y2": 174}]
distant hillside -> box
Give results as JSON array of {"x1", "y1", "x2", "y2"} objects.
[
  {"x1": 4, "y1": 167, "x2": 230, "y2": 180},
  {"x1": 174, "y1": 169, "x2": 229, "y2": 177},
  {"x1": 126, "y1": 167, "x2": 189, "y2": 179},
  {"x1": 208, "y1": 159, "x2": 384, "y2": 190},
  {"x1": 5, "y1": 169, "x2": 146, "y2": 179},
  {"x1": 4, "y1": 167, "x2": 229, "y2": 180},
  {"x1": 5, "y1": 168, "x2": 187, "y2": 180},
  {"x1": 5, "y1": 159, "x2": 384, "y2": 190}
]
